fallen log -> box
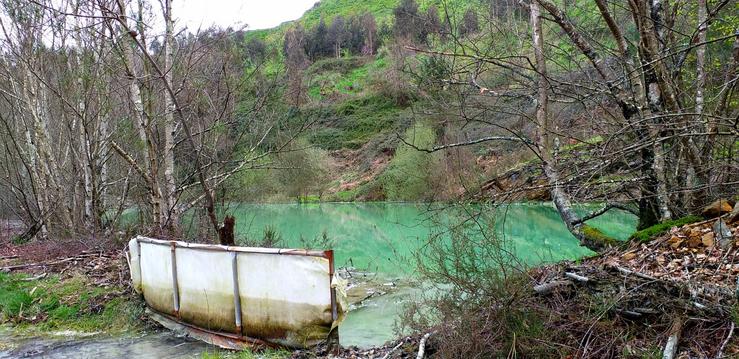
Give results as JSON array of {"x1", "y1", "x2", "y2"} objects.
[
  {"x1": 416, "y1": 331, "x2": 435, "y2": 359},
  {"x1": 382, "y1": 341, "x2": 404, "y2": 359},
  {"x1": 564, "y1": 272, "x2": 589, "y2": 282},
  {"x1": 662, "y1": 318, "x2": 682, "y2": 359},
  {"x1": 533, "y1": 280, "x2": 572, "y2": 295},
  {"x1": 716, "y1": 322, "x2": 734, "y2": 359}
]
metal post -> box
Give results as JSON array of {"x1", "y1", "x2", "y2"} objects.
[
  {"x1": 326, "y1": 250, "x2": 337, "y2": 322},
  {"x1": 325, "y1": 250, "x2": 339, "y2": 354},
  {"x1": 231, "y1": 251, "x2": 243, "y2": 335},
  {"x1": 170, "y1": 241, "x2": 180, "y2": 317}
]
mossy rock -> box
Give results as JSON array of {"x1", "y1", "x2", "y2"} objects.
[
  {"x1": 629, "y1": 215, "x2": 702, "y2": 242},
  {"x1": 580, "y1": 224, "x2": 619, "y2": 249}
]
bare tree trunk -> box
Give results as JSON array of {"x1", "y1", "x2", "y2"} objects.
[
  {"x1": 538, "y1": 0, "x2": 661, "y2": 228},
  {"x1": 530, "y1": 1, "x2": 611, "y2": 252},
  {"x1": 71, "y1": 29, "x2": 95, "y2": 229},
  {"x1": 530, "y1": 1, "x2": 575, "y2": 231},
  {"x1": 116, "y1": 0, "x2": 164, "y2": 229},
  {"x1": 22, "y1": 65, "x2": 75, "y2": 230},
  {"x1": 111, "y1": 0, "x2": 224, "y2": 242},
  {"x1": 162, "y1": 0, "x2": 178, "y2": 231},
  {"x1": 690, "y1": 0, "x2": 710, "y2": 208}
]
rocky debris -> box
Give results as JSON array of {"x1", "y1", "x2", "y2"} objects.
[
  {"x1": 714, "y1": 219, "x2": 734, "y2": 248},
  {"x1": 701, "y1": 198, "x2": 735, "y2": 218},
  {"x1": 338, "y1": 267, "x2": 406, "y2": 309},
  {"x1": 290, "y1": 333, "x2": 425, "y2": 359}
]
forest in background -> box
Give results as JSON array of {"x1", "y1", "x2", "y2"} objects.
[
  {"x1": 0, "y1": 0, "x2": 735, "y2": 251},
  {"x1": 0, "y1": 1, "x2": 738, "y2": 357}
]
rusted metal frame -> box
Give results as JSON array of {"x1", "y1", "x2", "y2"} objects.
[
  {"x1": 170, "y1": 241, "x2": 180, "y2": 317},
  {"x1": 325, "y1": 249, "x2": 339, "y2": 353},
  {"x1": 136, "y1": 236, "x2": 329, "y2": 258},
  {"x1": 150, "y1": 308, "x2": 276, "y2": 348},
  {"x1": 231, "y1": 251, "x2": 243, "y2": 335},
  {"x1": 326, "y1": 250, "x2": 337, "y2": 322}
]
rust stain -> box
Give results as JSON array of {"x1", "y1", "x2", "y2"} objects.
[
  {"x1": 241, "y1": 297, "x2": 333, "y2": 346},
  {"x1": 133, "y1": 237, "x2": 342, "y2": 349}
]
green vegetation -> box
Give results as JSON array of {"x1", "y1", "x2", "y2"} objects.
[
  {"x1": 301, "y1": 0, "x2": 398, "y2": 27},
  {"x1": 382, "y1": 122, "x2": 439, "y2": 200},
  {"x1": 308, "y1": 94, "x2": 404, "y2": 150},
  {"x1": 580, "y1": 224, "x2": 619, "y2": 248},
  {"x1": 0, "y1": 272, "x2": 143, "y2": 334},
  {"x1": 230, "y1": 139, "x2": 331, "y2": 202},
  {"x1": 629, "y1": 215, "x2": 703, "y2": 242}
]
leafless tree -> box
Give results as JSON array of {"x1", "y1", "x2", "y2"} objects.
[
  {"x1": 0, "y1": 0, "x2": 308, "y2": 243},
  {"x1": 404, "y1": 0, "x2": 737, "y2": 251}
]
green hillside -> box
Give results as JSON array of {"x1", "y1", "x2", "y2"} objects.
[{"x1": 234, "y1": 0, "x2": 529, "y2": 203}]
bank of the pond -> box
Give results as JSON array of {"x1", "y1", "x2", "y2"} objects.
[
  {"x1": 0, "y1": 256, "x2": 144, "y2": 336},
  {"x1": 2, "y1": 201, "x2": 639, "y2": 357}
]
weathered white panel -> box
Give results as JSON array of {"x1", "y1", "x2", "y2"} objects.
[
  {"x1": 129, "y1": 236, "x2": 342, "y2": 349},
  {"x1": 176, "y1": 249, "x2": 236, "y2": 332},
  {"x1": 238, "y1": 253, "x2": 332, "y2": 347},
  {"x1": 139, "y1": 241, "x2": 174, "y2": 315},
  {"x1": 127, "y1": 237, "x2": 142, "y2": 294}
]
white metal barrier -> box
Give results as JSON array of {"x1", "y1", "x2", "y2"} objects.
[{"x1": 127, "y1": 236, "x2": 345, "y2": 348}]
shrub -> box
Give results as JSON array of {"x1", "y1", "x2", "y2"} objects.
[
  {"x1": 401, "y1": 205, "x2": 563, "y2": 357},
  {"x1": 381, "y1": 122, "x2": 439, "y2": 200}
]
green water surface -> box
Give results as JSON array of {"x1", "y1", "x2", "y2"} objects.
[
  {"x1": 224, "y1": 202, "x2": 635, "y2": 271},
  {"x1": 213, "y1": 202, "x2": 636, "y2": 348}
]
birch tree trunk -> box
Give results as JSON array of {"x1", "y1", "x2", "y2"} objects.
[
  {"x1": 690, "y1": 0, "x2": 710, "y2": 208},
  {"x1": 22, "y1": 64, "x2": 75, "y2": 230},
  {"x1": 530, "y1": 1, "x2": 613, "y2": 252},
  {"x1": 72, "y1": 33, "x2": 95, "y2": 229},
  {"x1": 116, "y1": 0, "x2": 164, "y2": 229},
  {"x1": 162, "y1": 0, "x2": 179, "y2": 231}
]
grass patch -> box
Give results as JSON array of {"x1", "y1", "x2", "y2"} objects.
[
  {"x1": 0, "y1": 272, "x2": 143, "y2": 334},
  {"x1": 629, "y1": 215, "x2": 702, "y2": 242},
  {"x1": 333, "y1": 189, "x2": 358, "y2": 202},
  {"x1": 297, "y1": 195, "x2": 321, "y2": 203}
]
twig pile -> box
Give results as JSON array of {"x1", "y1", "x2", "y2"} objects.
[{"x1": 530, "y1": 217, "x2": 738, "y2": 358}]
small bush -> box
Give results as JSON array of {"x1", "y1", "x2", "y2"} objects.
[
  {"x1": 381, "y1": 122, "x2": 439, "y2": 200},
  {"x1": 629, "y1": 215, "x2": 702, "y2": 242},
  {"x1": 11, "y1": 235, "x2": 28, "y2": 245},
  {"x1": 402, "y1": 206, "x2": 564, "y2": 357},
  {"x1": 306, "y1": 56, "x2": 365, "y2": 75}
]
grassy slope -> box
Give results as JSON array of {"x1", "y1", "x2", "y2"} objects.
[{"x1": 236, "y1": 0, "x2": 597, "y2": 202}]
